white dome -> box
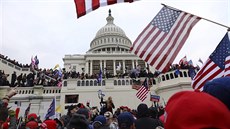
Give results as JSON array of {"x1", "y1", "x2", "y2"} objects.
[
  {"x1": 89, "y1": 10, "x2": 132, "y2": 52},
  {"x1": 95, "y1": 24, "x2": 126, "y2": 37},
  {"x1": 95, "y1": 11, "x2": 126, "y2": 38}
]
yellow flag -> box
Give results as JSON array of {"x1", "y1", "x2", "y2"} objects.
[
  {"x1": 55, "y1": 105, "x2": 61, "y2": 113},
  {"x1": 54, "y1": 64, "x2": 60, "y2": 70}
]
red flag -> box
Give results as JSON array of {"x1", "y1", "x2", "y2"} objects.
[
  {"x1": 136, "y1": 78, "x2": 149, "y2": 101},
  {"x1": 74, "y1": 0, "x2": 136, "y2": 18},
  {"x1": 130, "y1": 6, "x2": 200, "y2": 73},
  {"x1": 192, "y1": 33, "x2": 230, "y2": 90},
  {"x1": 15, "y1": 107, "x2": 20, "y2": 119}
]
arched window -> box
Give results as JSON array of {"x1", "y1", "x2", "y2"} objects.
[{"x1": 114, "y1": 80, "x2": 117, "y2": 85}]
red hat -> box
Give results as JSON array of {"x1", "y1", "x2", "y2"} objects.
[
  {"x1": 165, "y1": 90, "x2": 230, "y2": 129},
  {"x1": 28, "y1": 113, "x2": 38, "y2": 120},
  {"x1": 2, "y1": 122, "x2": 9, "y2": 129},
  {"x1": 44, "y1": 119, "x2": 57, "y2": 129},
  {"x1": 26, "y1": 121, "x2": 38, "y2": 129}
]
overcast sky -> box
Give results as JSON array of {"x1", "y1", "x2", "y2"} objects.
[{"x1": 1, "y1": 0, "x2": 229, "y2": 70}]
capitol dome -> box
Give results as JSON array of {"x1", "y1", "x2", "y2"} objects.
[
  {"x1": 95, "y1": 14, "x2": 126, "y2": 37},
  {"x1": 88, "y1": 9, "x2": 132, "y2": 52}
]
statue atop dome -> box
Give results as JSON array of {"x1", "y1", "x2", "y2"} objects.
[
  {"x1": 106, "y1": 9, "x2": 114, "y2": 25},
  {"x1": 109, "y1": 9, "x2": 111, "y2": 16},
  {"x1": 89, "y1": 9, "x2": 132, "y2": 52}
]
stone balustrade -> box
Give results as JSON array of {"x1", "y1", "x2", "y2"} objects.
[{"x1": 0, "y1": 69, "x2": 193, "y2": 97}]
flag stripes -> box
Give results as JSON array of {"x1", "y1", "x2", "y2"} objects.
[
  {"x1": 74, "y1": 0, "x2": 136, "y2": 18},
  {"x1": 192, "y1": 59, "x2": 223, "y2": 89},
  {"x1": 130, "y1": 7, "x2": 200, "y2": 72},
  {"x1": 136, "y1": 86, "x2": 148, "y2": 101},
  {"x1": 136, "y1": 78, "x2": 149, "y2": 101},
  {"x1": 224, "y1": 56, "x2": 230, "y2": 76}
]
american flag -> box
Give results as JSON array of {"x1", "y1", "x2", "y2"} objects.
[
  {"x1": 130, "y1": 6, "x2": 200, "y2": 73},
  {"x1": 24, "y1": 103, "x2": 31, "y2": 119},
  {"x1": 192, "y1": 32, "x2": 230, "y2": 90},
  {"x1": 74, "y1": 0, "x2": 136, "y2": 18},
  {"x1": 136, "y1": 78, "x2": 149, "y2": 101}
]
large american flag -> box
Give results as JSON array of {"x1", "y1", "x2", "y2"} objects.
[
  {"x1": 130, "y1": 6, "x2": 200, "y2": 72},
  {"x1": 74, "y1": 0, "x2": 136, "y2": 18},
  {"x1": 136, "y1": 78, "x2": 149, "y2": 101},
  {"x1": 192, "y1": 32, "x2": 230, "y2": 90}
]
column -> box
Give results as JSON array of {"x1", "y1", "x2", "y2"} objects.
[
  {"x1": 104, "y1": 60, "x2": 106, "y2": 69},
  {"x1": 135, "y1": 60, "x2": 138, "y2": 67},
  {"x1": 103, "y1": 60, "x2": 106, "y2": 74},
  {"x1": 113, "y1": 60, "x2": 116, "y2": 76},
  {"x1": 132, "y1": 60, "x2": 135, "y2": 69},
  {"x1": 122, "y1": 60, "x2": 125, "y2": 73},
  {"x1": 100, "y1": 60, "x2": 102, "y2": 69},
  {"x1": 85, "y1": 60, "x2": 89, "y2": 74},
  {"x1": 90, "y1": 60, "x2": 93, "y2": 75}
]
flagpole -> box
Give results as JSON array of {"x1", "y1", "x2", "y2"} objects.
[
  {"x1": 162, "y1": 98, "x2": 166, "y2": 107},
  {"x1": 161, "y1": 3, "x2": 230, "y2": 30}
]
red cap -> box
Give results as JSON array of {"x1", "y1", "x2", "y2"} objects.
[
  {"x1": 165, "y1": 90, "x2": 230, "y2": 129},
  {"x1": 2, "y1": 122, "x2": 9, "y2": 129},
  {"x1": 44, "y1": 119, "x2": 57, "y2": 129},
  {"x1": 28, "y1": 113, "x2": 37, "y2": 120},
  {"x1": 26, "y1": 121, "x2": 38, "y2": 129}
]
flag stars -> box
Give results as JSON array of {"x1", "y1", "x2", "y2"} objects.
[
  {"x1": 152, "y1": 7, "x2": 181, "y2": 33},
  {"x1": 210, "y1": 34, "x2": 230, "y2": 69}
]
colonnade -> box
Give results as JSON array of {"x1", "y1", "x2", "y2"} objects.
[{"x1": 85, "y1": 59, "x2": 147, "y2": 75}]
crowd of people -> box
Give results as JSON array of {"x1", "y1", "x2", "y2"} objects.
[
  {"x1": 0, "y1": 53, "x2": 201, "y2": 88},
  {"x1": 0, "y1": 76, "x2": 230, "y2": 129},
  {"x1": 0, "y1": 88, "x2": 166, "y2": 129},
  {"x1": 0, "y1": 54, "x2": 30, "y2": 68}
]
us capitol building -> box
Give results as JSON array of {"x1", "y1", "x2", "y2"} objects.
[
  {"x1": 0, "y1": 10, "x2": 192, "y2": 118},
  {"x1": 63, "y1": 10, "x2": 149, "y2": 75}
]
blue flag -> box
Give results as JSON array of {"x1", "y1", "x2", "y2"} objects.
[
  {"x1": 45, "y1": 98, "x2": 55, "y2": 119},
  {"x1": 150, "y1": 94, "x2": 160, "y2": 102},
  {"x1": 97, "y1": 69, "x2": 102, "y2": 83},
  {"x1": 188, "y1": 67, "x2": 196, "y2": 80}
]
